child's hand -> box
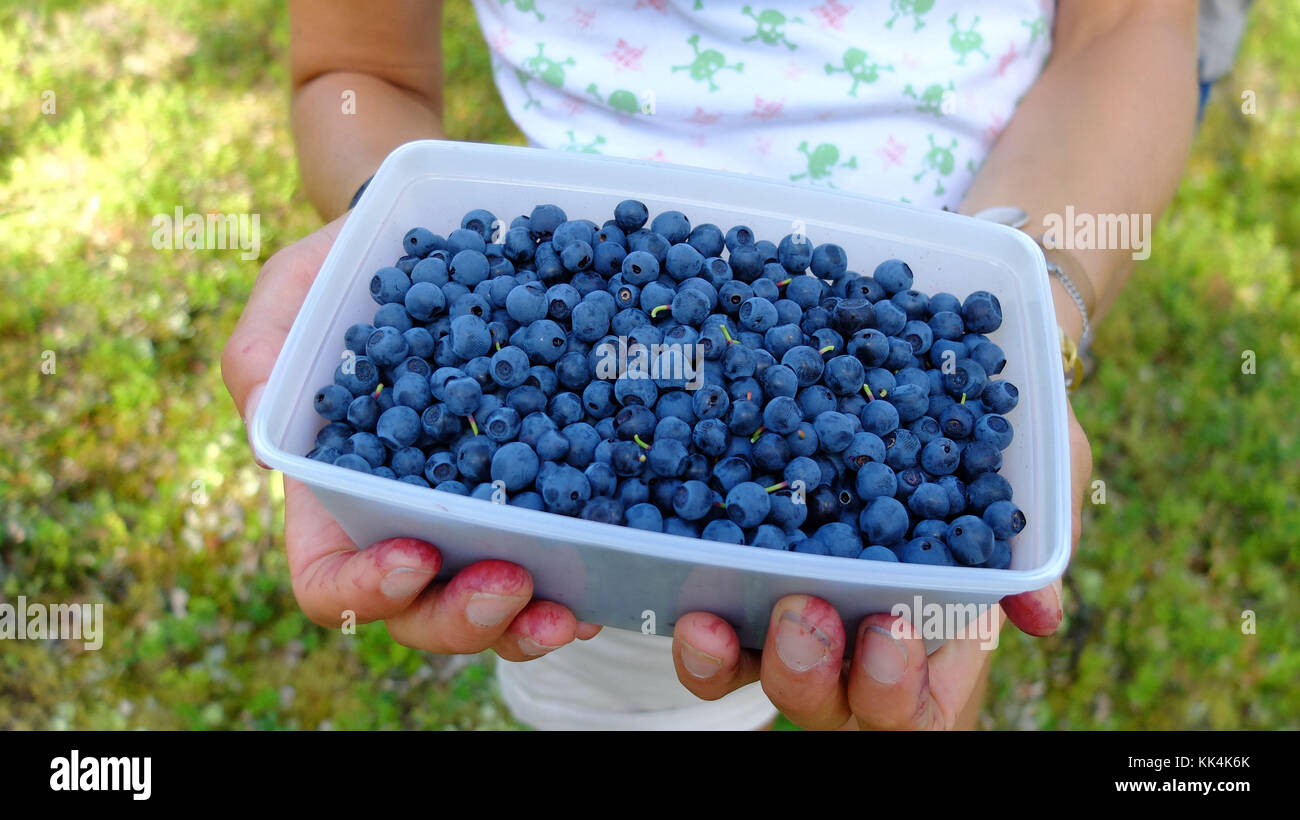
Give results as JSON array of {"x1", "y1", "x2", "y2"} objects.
[
  {"x1": 670, "y1": 405, "x2": 1092, "y2": 729},
  {"x1": 221, "y1": 217, "x2": 595, "y2": 660}
]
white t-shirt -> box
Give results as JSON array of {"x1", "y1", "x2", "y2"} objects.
[
  {"x1": 471, "y1": 0, "x2": 1056, "y2": 730},
  {"x1": 472, "y1": 0, "x2": 1054, "y2": 210}
]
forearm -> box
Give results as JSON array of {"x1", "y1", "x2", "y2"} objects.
[
  {"x1": 960, "y1": 2, "x2": 1199, "y2": 339},
  {"x1": 292, "y1": 72, "x2": 444, "y2": 220},
  {"x1": 288, "y1": 0, "x2": 446, "y2": 221}
]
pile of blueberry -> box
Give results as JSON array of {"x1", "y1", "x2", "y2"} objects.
[{"x1": 307, "y1": 200, "x2": 1027, "y2": 568}]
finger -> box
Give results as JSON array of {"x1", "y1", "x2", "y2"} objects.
[
  {"x1": 384, "y1": 559, "x2": 534, "y2": 655},
  {"x1": 283, "y1": 476, "x2": 440, "y2": 626},
  {"x1": 1003, "y1": 403, "x2": 1092, "y2": 635},
  {"x1": 847, "y1": 610, "x2": 997, "y2": 730},
  {"x1": 672, "y1": 611, "x2": 761, "y2": 700},
  {"x1": 758, "y1": 596, "x2": 850, "y2": 730},
  {"x1": 576, "y1": 622, "x2": 603, "y2": 640},
  {"x1": 220, "y1": 215, "x2": 347, "y2": 434},
  {"x1": 493, "y1": 600, "x2": 580, "y2": 661}
]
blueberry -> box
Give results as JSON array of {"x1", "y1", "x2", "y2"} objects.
[
  {"x1": 873, "y1": 259, "x2": 913, "y2": 295},
  {"x1": 777, "y1": 233, "x2": 814, "y2": 274},
  {"x1": 646, "y1": 438, "x2": 688, "y2": 478},
  {"x1": 810, "y1": 243, "x2": 848, "y2": 280},
  {"x1": 725, "y1": 481, "x2": 771, "y2": 528},
  {"x1": 334, "y1": 453, "x2": 373, "y2": 473},
  {"x1": 945, "y1": 514, "x2": 995, "y2": 565},
  {"x1": 907, "y1": 482, "x2": 950, "y2": 519},
  {"x1": 728, "y1": 244, "x2": 764, "y2": 282},
  {"x1": 370, "y1": 266, "x2": 412, "y2": 305},
  {"x1": 625, "y1": 502, "x2": 664, "y2": 532},
  {"x1": 860, "y1": 496, "x2": 909, "y2": 545},
  {"x1": 411, "y1": 256, "x2": 450, "y2": 286},
  {"x1": 750, "y1": 525, "x2": 789, "y2": 550},
  {"x1": 376, "y1": 406, "x2": 421, "y2": 449},
  {"x1": 673, "y1": 480, "x2": 714, "y2": 521},
  {"x1": 974, "y1": 413, "x2": 1014, "y2": 450},
  {"x1": 943, "y1": 358, "x2": 989, "y2": 400},
  {"x1": 831, "y1": 298, "x2": 876, "y2": 335},
  {"x1": 898, "y1": 536, "x2": 954, "y2": 566},
  {"x1": 781, "y1": 345, "x2": 824, "y2": 387},
  {"x1": 883, "y1": 428, "x2": 922, "y2": 470},
  {"x1": 392, "y1": 373, "x2": 432, "y2": 412},
  {"x1": 581, "y1": 496, "x2": 625, "y2": 525},
  {"x1": 620, "y1": 250, "x2": 660, "y2": 286},
  {"x1": 539, "y1": 464, "x2": 591, "y2": 515},
  {"x1": 860, "y1": 398, "x2": 899, "y2": 437},
  {"x1": 750, "y1": 431, "x2": 789, "y2": 473},
  {"x1": 813, "y1": 410, "x2": 855, "y2": 453},
  {"x1": 692, "y1": 384, "x2": 730, "y2": 421},
  {"x1": 981, "y1": 380, "x2": 1020, "y2": 414},
  {"x1": 873, "y1": 299, "x2": 907, "y2": 336},
  {"x1": 858, "y1": 545, "x2": 899, "y2": 562},
  {"x1": 366, "y1": 326, "x2": 409, "y2": 368},
  {"x1": 560, "y1": 240, "x2": 594, "y2": 273},
  {"x1": 702, "y1": 519, "x2": 744, "y2": 544},
  {"x1": 982, "y1": 499, "x2": 1026, "y2": 539},
  {"x1": 738, "y1": 297, "x2": 778, "y2": 332},
  {"x1": 314, "y1": 384, "x2": 353, "y2": 421},
  {"x1": 980, "y1": 539, "x2": 1013, "y2": 570},
  {"x1": 961, "y1": 291, "x2": 1003, "y2": 333},
  {"x1": 920, "y1": 437, "x2": 960, "y2": 475},
  {"x1": 489, "y1": 441, "x2": 539, "y2": 492},
  {"x1": 806, "y1": 522, "x2": 858, "y2": 558},
  {"x1": 613, "y1": 200, "x2": 648, "y2": 233},
  {"x1": 443, "y1": 376, "x2": 482, "y2": 417}
]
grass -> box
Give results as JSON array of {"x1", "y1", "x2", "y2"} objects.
[{"x1": 0, "y1": 0, "x2": 1296, "y2": 730}]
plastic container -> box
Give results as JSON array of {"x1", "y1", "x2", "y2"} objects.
[{"x1": 250, "y1": 140, "x2": 1073, "y2": 650}]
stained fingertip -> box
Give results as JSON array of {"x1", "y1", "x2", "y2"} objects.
[
  {"x1": 576, "y1": 621, "x2": 603, "y2": 640},
  {"x1": 494, "y1": 600, "x2": 578, "y2": 661},
  {"x1": 1001, "y1": 586, "x2": 1062, "y2": 637}
]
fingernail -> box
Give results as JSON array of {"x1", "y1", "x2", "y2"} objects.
[
  {"x1": 863, "y1": 625, "x2": 907, "y2": 684},
  {"x1": 466, "y1": 592, "x2": 526, "y2": 628},
  {"x1": 680, "y1": 641, "x2": 723, "y2": 679},
  {"x1": 774, "y1": 610, "x2": 830, "y2": 672},
  {"x1": 380, "y1": 567, "x2": 431, "y2": 600},
  {"x1": 517, "y1": 636, "x2": 562, "y2": 656}
]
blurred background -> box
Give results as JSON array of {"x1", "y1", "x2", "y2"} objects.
[{"x1": 0, "y1": 0, "x2": 1296, "y2": 730}]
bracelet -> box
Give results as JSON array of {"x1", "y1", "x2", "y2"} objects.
[{"x1": 1040, "y1": 252, "x2": 1092, "y2": 350}]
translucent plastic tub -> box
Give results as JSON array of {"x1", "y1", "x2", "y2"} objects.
[{"x1": 250, "y1": 140, "x2": 1073, "y2": 649}]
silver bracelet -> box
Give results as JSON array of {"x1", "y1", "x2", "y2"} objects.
[{"x1": 1043, "y1": 252, "x2": 1092, "y2": 351}]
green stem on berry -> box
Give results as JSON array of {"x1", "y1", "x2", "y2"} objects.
[
  {"x1": 634, "y1": 434, "x2": 650, "y2": 450},
  {"x1": 468, "y1": 414, "x2": 478, "y2": 436},
  {"x1": 650, "y1": 304, "x2": 670, "y2": 318},
  {"x1": 862, "y1": 383, "x2": 875, "y2": 401},
  {"x1": 765, "y1": 481, "x2": 788, "y2": 493},
  {"x1": 720, "y1": 325, "x2": 736, "y2": 344},
  {"x1": 750, "y1": 426, "x2": 765, "y2": 443},
  {"x1": 819, "y1": 344, "x2": 835, "y2": 355}
]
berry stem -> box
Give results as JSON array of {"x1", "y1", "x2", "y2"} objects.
[
  {"x1": 749, "y1": 426, "x2": 765, "y2": 443},
  {"x1": 765, "y1": 481, "x2": 788, "y2": 493},
  {"x1": 720, "y1": 325, "x2": 736, "y2": 345},
  {"x1": 650, "y1": 304, "x2": 670, "y2": 318},
  {"x1": 467, "y1": 414, "x2": 479, "y2": 436},
  {"x1": 818, "y1": 344, "x2": 835, "y2": 355},
  {"x1": 777, "y1": 278, "x2": 792, "y2": 287},
  {"x1": 634, "y1": 434, "x2": 650, "y2": 450},
  {"x1": 862, "y1": 384, "x2": 874, "y2": 401},
  {"x1": 373, "y1": 384, "x2": 384, "y2": 399},
  {"x1": 960, "y1": 393, "x2": 967, "y2": 404}
]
